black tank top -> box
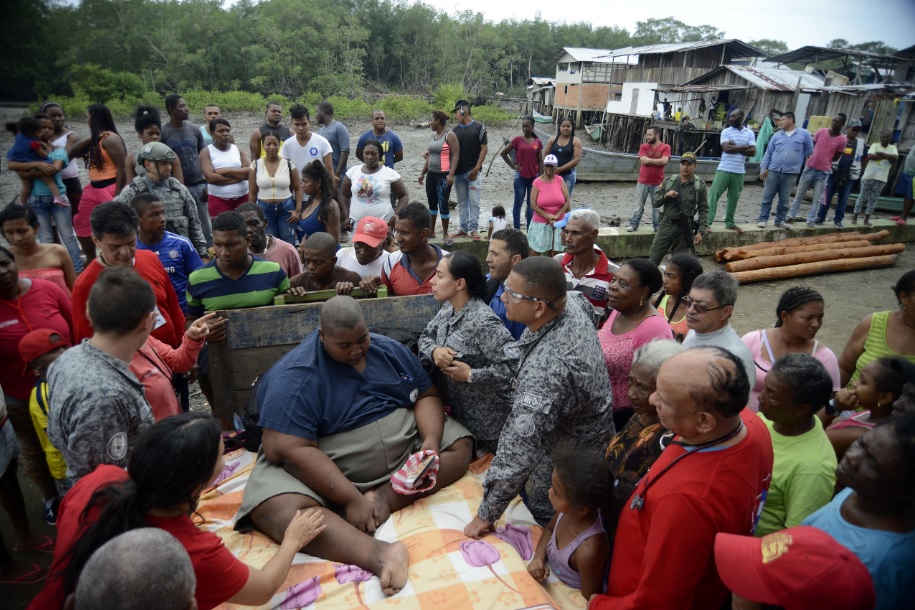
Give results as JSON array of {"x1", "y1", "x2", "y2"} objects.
[
  {"x1": 260, "y1": 122, "x2": 291, "y2": 142},
  {"x1": 551, "y1": 137, "x2": 575, "y2": 176}
]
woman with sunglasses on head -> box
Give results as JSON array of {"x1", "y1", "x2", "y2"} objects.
[
  {"x1": 599, "y1": 259, "x2": 673, "y2": 431},
  {"x1": 740, "y1": 286, "x2": 840, "y2": 413},
  {"x1": 29, "y1": 412, "x2": 327, "y2": 610}
]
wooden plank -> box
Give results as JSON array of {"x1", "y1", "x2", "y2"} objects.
[
  {"x1": 273, "y1": 286, "x2": 388, "y2": 305},
  {"x1": 207, "y1": 294, "x2": 441, "y2": 418}
]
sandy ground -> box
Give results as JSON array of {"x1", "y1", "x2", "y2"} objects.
[{"x1": 1, "y1": 110, "x2": 911, "y2": 607}]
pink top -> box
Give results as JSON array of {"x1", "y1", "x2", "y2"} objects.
[
  {"x1": 129, "y1": 333, "x2": 204, "y2": 421},
  {"x1": 532, "y1": 176, "x2": 565, "y2": 223},
  {"x1": 741, "y1": 329, "x2": 841, "y2": 412},
  {"x1": 827, "y1": 411, "x2": 875, "y2": 431},
  {"x1": 263, "y1": 236, "x2": 303, "y2": 278},
  {"x1": 599, "y1": 310, "x2": 674, "y2": 411},
  {"x1": 19, "y1": 268, "x2": 70, "y2": 295},
  {"x1": 806, "y1": 128, "x2": 848, "y2": 172}
]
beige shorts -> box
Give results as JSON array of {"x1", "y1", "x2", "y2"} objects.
[{"x1": 235, "y1": 408, "x2": 472, "y2": 529}]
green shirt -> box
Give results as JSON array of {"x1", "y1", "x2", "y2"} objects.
[
  {"x1": 186, "y1": 257, "x2": 289, "y2": 317},
  {"x1": 652, "y1": 174, "x2": 710, "y2": 232},
  {"x1": 755, "y1": 413, "x2": 837, "y2": 537}
]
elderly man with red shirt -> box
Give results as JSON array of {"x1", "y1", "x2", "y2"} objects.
[
  {"x1": 554, "y1": 208, "x2": 616, "y2": 327},
  {"x1": 589, "y1": 346, "x2": 773, "y2": 610}
]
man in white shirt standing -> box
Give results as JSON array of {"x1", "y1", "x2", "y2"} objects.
[
  {"x1": 854, "y1": 129, "x2": 898, "y2": 226},
  {"x1": 336, "y1": 216, "x2": 390, "y2": 278},
  {"x1": 682, "y1": 270, "x2": 756, "y2": 388},
  {"x1": 707, "y1": 109, "x2": 756, "y2": 234},
  {"x1": 281, "y1": 105, "x2": 336, "y2": 187}
]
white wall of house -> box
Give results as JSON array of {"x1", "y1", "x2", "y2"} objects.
[{"x1": 606, "y1": 82, "x2": 658, "y2": 116}]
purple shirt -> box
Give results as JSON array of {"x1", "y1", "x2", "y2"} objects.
[{"x1": 806, "y1": 128, "x2": 847, "y2": 172}]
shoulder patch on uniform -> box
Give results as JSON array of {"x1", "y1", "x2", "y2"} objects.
[
  {"x1": 514, "y1": 414, "x2": 536, "y2": 438},
  {"x1": 106, "y1": 432, "x2": 129, "y2": 462},
  {"x1": 410, "y1": 388, "x2": 419, "y2": 403},
  {"x1": 520, "y1": 392, "x2": 544, "y2": 410}
]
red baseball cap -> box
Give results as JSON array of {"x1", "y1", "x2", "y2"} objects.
[
  {"x1": 714, "y1": 526, "x2": 875, "y2": 610},
  {"x1": 19, "y1": 328, "x2": 70, "y2": 365},
  {"x1": 353, "y1": 216, "x2": 389, "y2": 248}
]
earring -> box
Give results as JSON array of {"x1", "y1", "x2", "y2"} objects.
[{"x1": 640, "y1": 298, "x2": 644, "y2": 307}]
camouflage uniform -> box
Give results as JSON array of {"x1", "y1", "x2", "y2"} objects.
[
  {"x1": 113, "y1": 175, "x2": 208, "y2": 258},
  {"x1": 47, "y1": 340, "x2": 154, "y2": 481},
  {"x1": 648, "y1": 174, "x2": 709, "y2": 266},
  {"x1": 477, "y1": 294, "x2": 615, "y2": 524},
  {"x1": 418, "y1": 298, "x2": 518, "y2": 451}
]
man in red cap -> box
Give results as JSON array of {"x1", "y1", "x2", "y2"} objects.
[
  {"x1": 19, "y1": 329, "x2": 71, "y2": 500},
  {"x1": 714, "y1": 526, "x2": 875, "y2": 610},
  {"x1": 336, "y1": 216, "x2": 391, "y2": 279}
]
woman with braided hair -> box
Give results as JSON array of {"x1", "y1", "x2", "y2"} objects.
[
  {"x1": 741, "y1": 286, "x2": 841, "y2": 412},
  {"x1": 653, "y1": 253, "x2": 703, "y2": 342}
]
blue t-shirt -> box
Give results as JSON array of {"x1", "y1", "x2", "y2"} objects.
[
  {"x1": 258, "y1": 331, "x2": 432, "y2": 441},
  {"x1": 30, "y1": 148, "x2": 68, "y2": 196},
  {"x1": 803, "y1": 487, "x2": 915, "y2": 610},
  {"x1": 718, "y1": 126, "x2": 756, "y2": 174},
  {"x1": 488, "y1": 280, "x2": 525, "y2": 340},
  {"x1": 357, "y1": 130, "x2": 403, "y2": 169},
  {"x1": 6, "y1": 133, "x2": 47, "y2": 163},
  {"x1": 136, "y1": 231, "x2": 204, "y2": 312}
]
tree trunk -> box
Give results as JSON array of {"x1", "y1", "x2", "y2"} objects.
[
  {"x1": 725, "y1": 243, "x2": 905, "y2": 272},
  {"x1": 715, "y1": 230, "x2": 890, "y2": 262},
  {"x1": 730, "y1": 255, "x2": 898, "y2": 285},
  {"x1": 724, "y1": 239, "x2": 873, "y2": 260}
]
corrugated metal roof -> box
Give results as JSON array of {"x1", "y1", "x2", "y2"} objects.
[
  {"x1": 603, "y1": 39, "x2": 765, "y2": 59},
  {"x1": 768, "y1": 45, "x2": 904, "y2": 66},
  {"x1": 553, "y1": 47, "x2": 635, "y2": 64},
  {"x1": 678, "y1": 65, "x2": 824, "y2": 91},
  {"x1": 527, "y1": 77, "x2": 556, "y2": 86}
]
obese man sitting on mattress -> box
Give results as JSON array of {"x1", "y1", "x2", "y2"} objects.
[{"x1": 235, "y1": 295, "x2": 474, "y2": 596}]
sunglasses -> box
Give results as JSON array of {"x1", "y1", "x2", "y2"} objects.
[
  {"x1": 503, "y1": 285, "x2": 557, "y2": 311},
  {"x1": 682, "y1": 296, "x2": 723, "y2": 315}
]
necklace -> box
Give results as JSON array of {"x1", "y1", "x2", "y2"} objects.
[
  {"x1": 629, "y1": 420, "x2": 744, "y2": 511},
  {"x1": 254, "y1": 235, "x2": 271, "y2": 256}
]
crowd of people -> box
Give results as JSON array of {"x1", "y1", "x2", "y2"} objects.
[{"x1": 1, "y1": 96, "x2": 914, "y2": 610}]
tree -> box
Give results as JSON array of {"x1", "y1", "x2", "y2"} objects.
[
  {"x1": 633, "y1": 18, "x2": 725, "y2": 44},
  {"x1": 748, "y1": 39, "x2": 788, "y2": 56}
]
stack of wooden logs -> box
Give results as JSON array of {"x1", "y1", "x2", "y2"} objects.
[{"x1": 715, "y1": 230, "x2": 903, "y2": 285}]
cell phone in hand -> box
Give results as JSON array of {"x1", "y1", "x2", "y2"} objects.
[{"x1": 404, "y1": 455, "x2": 436, "y2": 488}]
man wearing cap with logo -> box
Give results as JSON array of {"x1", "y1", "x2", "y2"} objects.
[
  {"x1": 451, "y1": 100, "x2": 488, "y2": 242},
  {"x1": 648, "y1": 152, "x2": 708, "y2": 266},
  {"x1": 714, "y1": 526, "x2": 876, "y2": 610},
  {"x1": 113, "y1": 142, "x2": 208, "y2": 258},
  {"x1": 336, "y1": 216, "x2": 391, "y2": 279}
]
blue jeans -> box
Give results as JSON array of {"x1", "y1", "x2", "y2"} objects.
[
  {"x1": 561, "y1": 170, "x2": 576, "y2": 199},
  {"x1": 818, "y1": 174, "x2": 855, "y2": 224},
  {"x1": 787, "y1": 168, "x2": 829, "y2": 222},
  {"x1": 629, "y1": 182, "x2": 659, "y2": 229},
  {"x1": 258, "y1": 198, "x2": 297, "y2": 245},
  {"x1": 187, "y1": 183, "x2": 212, "y2": 247},
  {"x1": 28, "y1": 195, "x2": 84, "y2": 272},
  {"x1": 513, "y1": 173, "x2": 536, "y2": 228},
  {"x1": 454, "y1": 170, "x2": 482, "y2": 233},
  {"x1": 757, "y1": 171, "x2": 798, "y2": 225}
]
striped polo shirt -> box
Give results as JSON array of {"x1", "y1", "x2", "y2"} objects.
[
  {"x1": 186, "y1": 257, "x2": 289, "y2": 317},
  {"x1": 554, "y1": 246, "x2": 617, "y2": 328}
]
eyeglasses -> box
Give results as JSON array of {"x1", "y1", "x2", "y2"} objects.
[
  {"x1": 682, "y1": 297, "x2": 723, "y2": 314},
  {"x1": 503, "y1": 285, "x2": 557, "y2": 311}
]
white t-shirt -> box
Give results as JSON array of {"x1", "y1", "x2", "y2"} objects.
[
  {"x1": 682, "y1": 324, "x2": 757, "y2": 390},
  {"x1": 280, "y1": 133, "x2": 333, "y2": 174},
  {"x1": 336, "y1": 246, "x2": 390, "y2": 278},
  {"x1": 345, "y1": 165, "x2": 401, "y2": 222},
  {"x1": 861, "y1": 143, "x2": 898, "y2": 183}
]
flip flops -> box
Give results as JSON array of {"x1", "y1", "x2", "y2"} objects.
[
  {"x1": 14, "y1": 535, "x2": 54, "y2": 554},
  {"x1": 0, "y1": 562, "x2": 47, "y2": 585},
  {"x1": 471, "y1": 233, "x2": 482, "y2": 241},
  {"x1": 443, "y1": 237, "x2": 455, "y2": 246},
  {"x1": 450, "y1": 230, "x2": 468, "y2": 238},
  {"x1": 727, "y1": 225, "x2": 745, "y2": 235}
]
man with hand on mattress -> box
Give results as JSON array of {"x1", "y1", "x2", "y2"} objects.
[{"x1": 234, "y1": 295, "x2": 473, "y2": 596}]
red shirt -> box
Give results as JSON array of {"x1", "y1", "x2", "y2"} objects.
[
  {"x1": 638, "y1": 142, "x2": 671, "y2": 186},
  {"x1": 72, "y1": 251, "x2": 186, "y2": 347},
  {"x1": 556, "y1": 246, "x2": 615, "y2": 327},
  {"x1": 0, "y1": 279, "x2": 72, "y2": 400},
  {"x1": 28, "y1": 465, "x2": 250, "y2": 610},
  {"x1": 591, "y1": 410, "x2": 773, "y2": 610},
  {"x1": 381, "y1": 246, "x2": 445, "y2": 296}
]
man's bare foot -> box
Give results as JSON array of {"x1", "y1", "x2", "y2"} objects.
[
  {"x1": 363, "y1": 488, "x2": 391, "y2": 529},
  {"x1": 374, "y1": 541, "x2": 409, "y2": 596}
]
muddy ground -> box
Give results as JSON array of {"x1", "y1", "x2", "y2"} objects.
[{"x1": 0, "y1": 109, "x2": 912, "y2": 608}]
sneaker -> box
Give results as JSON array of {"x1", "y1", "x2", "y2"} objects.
[
  {"x1": 756, "y1": 221, "x2": 766, "y2": 228},
  {"x1": 805, "y1": 223, "x2": 815, "y2": 231},
  {"x1": 44, "y1": 497, "x2": 60, "y2": 526},
  {"x1": 626, "y1": 225, "x2": 636, "y2": 232},
  {"x1": 834, "y1": 222, "x2": 844, "y2": 230},
  {"x1": 815, "y1": 219, "x2": 825, "y2": 225},
  {"x1": 774, "y1": 222, "x2": 787, "y2": 229},
  {"x1": 863, "y1": 220, "x2": 873, "y2": 227},
  {"x1": 785, "y1": 217, "x2": 795, "y2": 224}
]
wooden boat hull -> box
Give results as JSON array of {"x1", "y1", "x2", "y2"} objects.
[
  {"x1": 847, "y1": 193, "x2": 904, "y2": 214},
  {"x1": 533, "y1": 130, "x2": 759, "y2": 183}
]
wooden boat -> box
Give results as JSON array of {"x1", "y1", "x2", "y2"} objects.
[
  {"x1": 846, "y1": 193, "x2": 904, "y2": 214},
  {"x1": 584, "y1": 124, "x2": 603, "y2": 141},
  {"x1": 533, "y1": 110, "x2": 553, "y2": 124},
  {"x1": 534, "y1": 131, "x2": 759, "y2": 183}
]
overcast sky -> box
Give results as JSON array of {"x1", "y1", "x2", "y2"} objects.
[{"x1": 417, "y1": 0, "x2": 914, "y2": 51}]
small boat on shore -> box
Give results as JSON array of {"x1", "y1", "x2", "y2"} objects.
[
  {"x1": 534, "y1": 130, "x2": 759, "y2": 183},
  {"x1": 847, "y1": 193, "x2": 904, "y2": 214}
]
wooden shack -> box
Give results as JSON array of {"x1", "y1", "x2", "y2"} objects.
[
  {"x1": 552, "y1": 47, "x2": 628, "y2": 126},
  {"x1": 524, "y1": 77, "x2": 555, "y2": 117},
  {"x1": 208, "y1": 295, "x2": 440, "y2": 419}
]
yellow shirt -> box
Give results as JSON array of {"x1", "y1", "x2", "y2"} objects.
[{"x1": 29, "y1": 381, "x2": 68, "y2": 480}]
